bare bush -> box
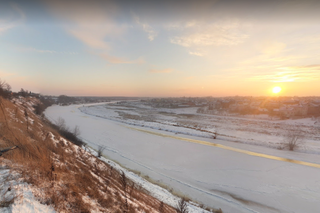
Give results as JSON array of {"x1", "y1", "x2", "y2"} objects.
[
  {"x1": 51, "y1": 117, "x2": 85, "y2": 146},
  {"x1": 73, "y1": 125, "x2": 81, "y2": 137},
  {"x1": 120, "y1": 171, "x2": 128, "y2": 192},
  {"x1": 34, "y1": 103, "x2": 46, "y2": 115},
  {"x1": 55, "y1": 117, "x2": 67, "y2": 131},
  {"x1": 0, "y1": 79, "x2": 11, "y2": 99},
  {"x1": 97, "y1": 145, "x2": 106, "y2": 158},
  {"x1": 159, "y1": 201, "x2": 165, "y2": 213},
  {"x1": 24, "y1": 109, "x2": 29, "y2": 132},
  {"x1": 120, "y1": 171, "x2": 128, "y2": 213},
  {"x1": 282, "y1": 129, "x2": 305, "y2": 151},
  {"x1": 176, "y1": 198, "x2": 188, "y2": 213}
]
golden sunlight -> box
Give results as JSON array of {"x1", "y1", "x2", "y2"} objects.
[{"x1": 272, "y1": 86, "x2": 282, "y2": 94}]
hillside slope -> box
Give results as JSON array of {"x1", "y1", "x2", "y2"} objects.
[{"x1": 0, "y1": 96, "x2": 181, "y2": 213}]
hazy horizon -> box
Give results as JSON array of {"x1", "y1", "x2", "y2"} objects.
[{"x1": 1, "y1": 0, "x2": 320, "y2": 97}]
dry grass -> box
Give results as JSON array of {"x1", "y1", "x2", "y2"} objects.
[{"x1": 0, "y1": 96, "x2": 177, "y2": 213}]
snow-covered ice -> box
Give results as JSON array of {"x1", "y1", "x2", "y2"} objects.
[{"x1": 45, "y1": 102, "x2": 320, "y2": 213}]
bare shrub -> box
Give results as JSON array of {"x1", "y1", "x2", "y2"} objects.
[
  {"x1": 24, "y1": 109, "x2": 29, "y2": 132},
  {"x1": 212, "y1": 126, "x2": 219, "y2": 139},
  {"x1": 176, "y1": 198, "x2": 188, "y2": 213},
  {"x1": 159, "y1": 201, "x2": 165, "y2": 213},
  {"x1": 120, "y1": 171, "x2": 128, "y2": 213},
  {"x1": 282, "y1": 129, "x2": 305, "y2": 151},
  {"x1": 34, "y1": 103, "x2": 46, "y2": 115},
  {"x1": 120, "y1": 171, "x2": 128, "y2": 193},
  {"x1": 129, "y1": 182, "x2": 135, "y2": 199},
  {"x1": 55, "y1": 117, "x2": 67, "y2": 131},
  {"x1": 50, "y1": 117, "x2": 85, "y2": 146},
  {"x1": 0, "y1": 79, "x2": 11, "y2": 99},
  {"x1": 97, "y1": 145, "x2": 106, "y2": 158},
  {"x1": 73, "y1": 125, "x2": 81, "y2": 137}
]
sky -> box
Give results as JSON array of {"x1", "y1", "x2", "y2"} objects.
[{"x1": 1, "y1": 0, "x2": 320, "y2": 97}]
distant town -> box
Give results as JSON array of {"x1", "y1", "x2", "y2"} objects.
[
  {"x1": 12, "y1": 88, "x2": 320, "y2": 120},
  {"x1": 144, "y1": 96, "x2": 320, "y2": 119}
]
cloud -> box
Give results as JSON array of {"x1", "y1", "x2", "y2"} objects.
[
  {"x1": 45, "y1": 0, "x2": 124, "y2": 49},
  {"x1": 251, "y1": 64, "x2": 320, "y2": 82},
  {"x1": 169, "y1": 20, "x2": 249, "y2": 56},
  {"x1": 68, "y1": 28, "x2": 110, "y2": 50},
  {"x1": 0, "y1": 69, "x2": 15, "y2": 77},
  {"x1": 44, "y1": 0, "x2": 140, "y2": 63},
  {"x1": 98, "y1": 52, "x2": 144, "y2": 64},
  {"x1": 188, "y1": 51, "x2": 203, "y2": 56},
  {"x1": 0, "y1": 3, "x2": 25, "y2": 35},
  {"x1": 149, "y1": 68, "x2": 173, "y2": 73},
  {"x1": 298, "y1": 34, "x2": 320, "y2": 44},
  {"x1": 134, "y1": 16, "x2": 157, "y2": 41},
  {"x1": 259, "y1": 41, "x2": 286, "y2": 55},
  {"x1": 19, "y1": 47, "x2": 78, "y2": 55}
]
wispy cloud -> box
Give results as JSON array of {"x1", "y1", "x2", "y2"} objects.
[
  {"x1": 149, "y1": 68, "x2": 173, "y2": 73},
  {"x1": 188, "y1": 51, "x2": 203, "y2": 56},
  {"x1": 168, "y1": 20, "x2": 249, "y2": 56},
  {"x1": 251, "y1": 64, "x2": 320, "y2": 82},
  {"x1": 0, "y1": 69, "x2": 15, "y2": 77},
  {"x1": 170, "y1": 20, "x2": 249, "y2": 48},
  {"x1": 134, "y1": 16, "x2": 157, "y2": 41},
  {"x1": 45, "y1": 0, "x2": 142, "y2": 64},
  {"x1": 98, "y1": 52, "x2": 144, "y2": 64},
  {"x1": 259, "y1": 41, "x2": 286, "y2": 55},
  {"x1": 0, "y1": 3, "x2": 25, "y2": 35},
  {"x1": 19, "y1": 47, "x2": 78, "y2": 55}
]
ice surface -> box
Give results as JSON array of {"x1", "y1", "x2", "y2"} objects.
[{"x1": 45, "y1": 103, "x2": 320, "y2": 213}]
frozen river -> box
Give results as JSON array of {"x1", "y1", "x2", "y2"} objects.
[{"x1": 45, "y1": 103, "x2": 320, "y2": 213}]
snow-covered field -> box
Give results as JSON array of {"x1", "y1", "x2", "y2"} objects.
[
  {"x1": 45, "y1": 102, "x2": 320, "y2": 213},
  {"x1": 79, "y1": 101, "x2": 320, "y2": 154}
]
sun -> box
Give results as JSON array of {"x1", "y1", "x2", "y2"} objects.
[{"x1": 272, "y1": 86, "x2": 282, "y2": 94}]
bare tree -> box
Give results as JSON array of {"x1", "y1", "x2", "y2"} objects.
[
  {"x1": 73, "y1": 125, "x2": 81, "y2": 137},
  {"x1": 97, "y1": 145, "x2": 106, "y2": 158},
  {"x1": 0, "y1": 79, "x2": 5, "y2": 88},
  {"x1": 282, "y1": 128, "x2": 305, "y2": 151},
  {"x1": 55, "y1": 117, "x2": 67, "y2": 131},
  {"x1": 0, "y1": 79, "x2": 11, "y2": 99},
  {"x1": 176, "y1": 198, "x2": 189, "y2": 213},
  {"x1": 4, "y1": 83, "x2": 11, "y2": 92}
]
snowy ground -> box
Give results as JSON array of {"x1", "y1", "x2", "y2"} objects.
[
  {"x1": 45, "y1": 102, "x2": 320, "y2": 213},
  {"x1": 0, "y1": 159, "x2": 56, "y2": 213}
]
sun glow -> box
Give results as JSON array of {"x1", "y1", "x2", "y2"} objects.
[{"x1": 272, "y1": 86, "x2": 282, "y2": 94}]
